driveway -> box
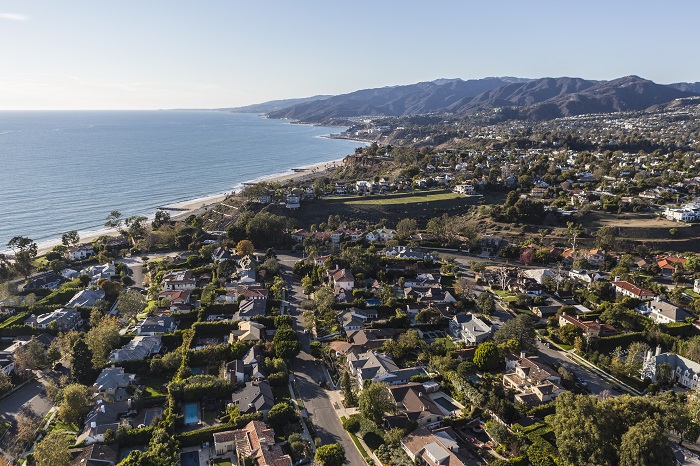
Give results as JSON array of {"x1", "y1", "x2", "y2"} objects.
[{"x1": 0, "y1": 376, "x2": 54, "y2": 459}]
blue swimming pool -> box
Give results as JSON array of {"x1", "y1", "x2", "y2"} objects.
[
  {"x1": 184, "y1": 402, "x2": 200, "y2": 425},
  {"x1": 434, "y1": 396, "x2": 460, "y2": 412},
  {"x1": 181, "y1": 451, "x2": 200, "y2": 466}
]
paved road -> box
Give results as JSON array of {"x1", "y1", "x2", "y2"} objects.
[
  {"x1": 536, "y1": 342, "x2": 613, "y2": 395},
  {"x1": 0, "y1": 376, "x2": 54, "y2": 459},
  {"x1": 277, "y1": 252, "x2": 367, "y2": 466}
]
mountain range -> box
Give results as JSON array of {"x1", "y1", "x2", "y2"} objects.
[{"x1": 229, "y1": 76, "x2": 700, "y2": 123}]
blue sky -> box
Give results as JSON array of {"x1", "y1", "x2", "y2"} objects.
[{"x1": 0, "y1": 0, "x2": 697, "y2": 109}]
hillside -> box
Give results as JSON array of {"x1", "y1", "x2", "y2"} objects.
[
  {"x1": 266, "y1": 75, "x2": 697, "y2": 123},
  {"x1": 218, "y1": 95, "x2": 331, "y2": 114}
]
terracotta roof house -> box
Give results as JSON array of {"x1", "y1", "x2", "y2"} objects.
[
  {"x1": 213, "y1": 420, "x2": 292, "y2": 465},
  {"x1": 612, "y1": 280, "x2": 656, "y2": 300},
  {"x1": 503, "y1": 353, "x2": 564, "y2": 405},
  {"x1": 558, "y1": 314, "x2": 618, "y2": 339},
  {"x1": 401, "y1": 426, "x2": 477, "y2": 466}
]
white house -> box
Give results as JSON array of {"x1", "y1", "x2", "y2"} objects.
[
  {"x1": 24, "y1": 308, "x2": 83, "y2": 331},
  {"x1": 664, "y1": 203, "x2": 700, "y2": 223},
  {"x1": 640, "y1": 299, "x2": 692, "y2": 324},
  {"x1": 66, "y1": 245, "x2": 95, "y2": 261},
  {"x1": 454, "y1": 184, "x2": 475, "y2": 195},
  {"x1": 161, "y1": 270, "x2": 196, "y2": 290},
  {"x1": 329, "y1": 268, "x2": 354, "y2": 292},
  {"x1": 365, "y1": 228, "x2": 396, "y2": 242},
  {"x1": 448, "y1": 313, "x2": 492, "y2": 345},
  {"x1": 643, "y1": 349, "x2": 700, "y2": 389}
]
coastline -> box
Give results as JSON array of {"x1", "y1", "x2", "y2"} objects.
[{"x1": 34, "y1": 156, "x2": 348, "y2": 256}]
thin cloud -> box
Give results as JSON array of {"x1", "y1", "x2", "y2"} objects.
[{"x1": 0, "y1": 13, "x2": 28, "y2": 21}]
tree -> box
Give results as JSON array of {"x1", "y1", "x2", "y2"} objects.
[
  {"x1": 0, "y1": 371, "x2": 12, "y2": 395},
  {"x1": 358, "y1": 382, "x2": 393, "y2": 424},
  {"x1": 596, "y1": 226, "x2": 616, "y2": 251},
  {"x1": 59, "y1": 383, "x2": 91, "y2": 425},
  {"x1": 473, "y1": 342, "x2": 500, "y2": 371},
  {"x1": 619, "y1": 418, "x2": 675, "y2": 466},
  {"x1": 33, "y1": 430, "x2": 70, "y2": 466},
  {"x1": 125, "y1": 215, "x2": 148, "y2": 245},
  {"x1": 85, "y1": 311, "x2": 121, "y2": 368},
  {"x1": 8, "y1": 414, "x2": 39, "y2": 458},
  {"x1": 493, "y1": 314, "x2": 538, "y2": 354},
  {"x1": 47, "y1": 340, "x2": 61, "y2": 367},
  {"x1": 315, "y1": 444, "x2": 345, "y2": 466},
  {"x1": 117, "y1": 289, "x2": 147, "y2": 322},
  {"x1": 477, "y1": 292, "x2": 496, "y2": 315},
  {"x1": 395, "y1": 218, "x2": 417, "y2": 240},
  {"x1": 7, "y1": 236, "x2": 38, "y2": 278},
  {"x1": 13, "y1": 338, "x2": 47, "y2": 372},
  {"x1": 151, "y1": 210, "x2": 171, "y2": 230},
  {"x1": 550, "y1": 392, "x2": 616, "y2": 466},
  {"x1": 272, "y1": 326, "x2": 301, "y2": 360},
  {"x1": 567, "y1": 222, "x2": 583, "y2": 252},
  {"x1": 270, "y1": 275, "x2": 286, "y2": 300},
  {"x1": 57, "y1": 331, "x2": 81, "y2": 362},
  {"x1": 341, "y1": 370, "x2": 357, "y2": 407},
  {"x1": 625, "y1": 341, "x2": 650, "y2": 377},
  {"x1": 267, "y1": 402, "x2": 299, "y2": 432},
  {"x1": 61, "y1": 230, "x2": 80, "y2": 247},
  {"x1": 104, "y1": 210, "x2": 124, "y2": 234},
  {"x1": 70, "y1": 338, "x2": 94, "y2": 384},
  {"x1": 236, "y1": 239, "x2": 255, "y2": 257}
]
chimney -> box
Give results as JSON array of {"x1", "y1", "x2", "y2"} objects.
[
  {"x1": 656, "y1": 345, "x2": 662, "y2": 356},
  {"x1": 520, "y1": 351, "x2": 526, "y2": 359},
  {"x1": 101, "y1": 405, "x2": 106, "y2": 413},
  {"x1": 128, "y1": 398, "x2": 132, "y2": 408}
]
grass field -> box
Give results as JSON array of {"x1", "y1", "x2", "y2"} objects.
[
  {"x1": 328, "y1": 191, "x2": 464, "y2": 206},
  {"x1": 142, "y1": 375, "x2": 169, "y2": 397},
  {"x1": 434, "y1": 337, "x2": 456, "y2": 349}
]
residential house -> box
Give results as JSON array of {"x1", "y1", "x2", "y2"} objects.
[
  {"x1": 533, "y1": 305, "x2": 562, "y2": 319},
  {"x1": 226, "y1": 284, "x2": 269, "y2": 302},
  {"x1": 134, "y1": 316, "x2": 176, "y2": 335},
  {"x1": 231, "y1": 380, "x2": 275, "y2": 417},
  {"x1": 157, "y1": 289, "x2": 192, "y2": 313},
  {"x1": 0, "y1": 352, "x2": 14, "y2": 375},
  {"x1": 663, "y1": 203, "x2": 700, "y2": 222},
  {"x1": 657, "y1": 256, "x2": 687, "y2": 277},
  {"x1": 503, "y1": 353, "x2": 565, "y2": 405},
  {"x1": 70, "y1": 443, "x2": 119, "y2": 466},
  {"x1": 612, "y1": 280, "x2": 656, "y2": 300},
  {"x1": 347, "y1": 351, "x2": 427, "y2": 388},
  {"x1": 80, "y1": 400, "x2": 131, "y2": 445},
  {"x1": 329, "y1": 268, "x2": 354, "y2": 292},
  {"x1": 213, "y1": 420, "x2": 292, "y2": 465},
  {"x1": 285, "y1": 195, "x2": 300, "y2": 209},
  {"x1": 366, "y1": 228, "x2": 396, "y2": 242},
  {"x1": 643, "y1": 349, "x2": 700, "y2": 389},
  {"x1": 66, "y1": 245, "x2": 95, "y2": 261},
  {"x1": 448, "y1": 313, "x2": 492, "y2": 345},
  {"x1": 65, "y1": 289, "x2": 106, "y2": 308},
  {"x1": 234, "y1": 298, "x2": 267, "y2": 321},
  {"x1": 454, "y1": 184, "x2": 475, "y2": 195},
  {"x1": 25, "y1": 308, "x2": 83, "y2": 331},
  {"x1": 212, "y1": 247, "x2": 235, "y2": 262},
  {"x1": 339, "y1": 308, "x2": 377, "y2": 332},
  {"x1": 568, "y1": 269, "x2": 603, "y2": 285},
  {"x1": 108, "y1": 336, "x2": 162, "y2": 362},
  {"x1": 346, "y1": 328, "x2": 397, "y2": 353},
  {"x1": 161, "y1": 270, "x2": 196, "y2": 290},
  {"x1": 228, "y1": 321, "x2": 265, "y2": 343},
  {"x1": 23, "y1": 271, "x2": 68, "y2": 291},
  {"x1": 225, "y1": 346, "x2": 265, "y2": 384},
  {"x1": 586, "y1": 249, "x2": 606, "y2": 267},
  {"x1": 558, "y1": 314, "x2": 618, "y2": 339},
  {"x1": 401, "y1": 426, "x2": 477, "y2": 466},
  {"x1": 82, "y1": 263, "x2": 116, "y2": 284},
  {"x1": 639, "y1": 299, "x2": 692, "y2": 324},
  {"x1": 388, "y1": 383, "x2": 446, "y2": 429},
  {"x1": 92, "y1": 367, "x2": 135, "y2": 402}
]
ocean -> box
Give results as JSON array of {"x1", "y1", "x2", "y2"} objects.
[{"x1": 0, "y1": 111, "x2": 361, "y2": 251}]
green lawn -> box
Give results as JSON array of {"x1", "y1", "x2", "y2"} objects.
[
  {"x1": 202, "y1": 408, "x2": 219, "y2": 423},
  {"x1": 493, "y1": 289, "x2": 517, "y2": 303},
  {"x1": 683, "y1": 287, "x2": 700, "y2": 298},
  {"x1": 340, "y1": 416, "x2": 372, "y2": 464},
  {"x1": 434, "y1": 337, "x2": 456, "y2": 349},
  {"x1": 328, "y1": 190, "x2": 462, "y2": 206},
  {"x1": 142, "y1": 375, "x2": 169, "y2": 397},
  {"x1": 212, "y1": 460, "x2": 233, "y2": 466}
]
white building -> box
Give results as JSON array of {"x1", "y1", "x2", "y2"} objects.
[{"x1": 664, "y1": 203, "x2": 700, "y2": 223}]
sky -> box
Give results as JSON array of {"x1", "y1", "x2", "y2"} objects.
[{"x1": 0, "y1": 0, "x2": 698, "y2": 110}]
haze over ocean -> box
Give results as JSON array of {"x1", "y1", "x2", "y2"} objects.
[{"x1": 0, "y1": 111, "x2": 360, "y2": 249}]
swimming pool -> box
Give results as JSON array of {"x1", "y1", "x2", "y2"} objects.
[
  {"x1": 181, "y1": 451, "x2": 200, "y2": 466},
  {"x1": 184, "y1": 402, "x2": 200, "y2": 425},
  {"x1": 433, "y1": 396, "x2": 460, "y2": 413}
]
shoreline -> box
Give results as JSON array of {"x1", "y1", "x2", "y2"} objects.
[{"x1": 33, "y1": 156, "x2": 349, "y2": 256}]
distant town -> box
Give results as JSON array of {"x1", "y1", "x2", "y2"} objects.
[{"x1": 2, "y1": 97, "x2": 700, "y2": 466}]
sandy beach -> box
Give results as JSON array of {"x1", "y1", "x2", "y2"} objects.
[{"x1": 35, "y1": 157, "x2": 345, "y2": 256}]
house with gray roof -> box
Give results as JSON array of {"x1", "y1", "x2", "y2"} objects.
[
  {"x1": 225, "y1": 346, "x2": 266, "y2": 384},
  {"x1": 231, "y1": 379, "x2": 275, "y2": 417},
  {"x1": 639, "y1": 299, "x2": 692, "y2": 324},
  {"x1": 643, "y1": 349, "x2": 700, "y2": 389},
  {"x1": 449, "y1": 313, "x2": 492, "y2": 345},
  {"x1": 92, "y1": 366, "x2": 135, "y2": 402},
  {"x1": 24, "y1": 308, "x2": 83, "y2": 331},
  {"x1": 65, "y1": 289, "x2": 106, "y2": 308},
  {"x1": 347, "y1": 351, "x2": 427, "y2": 388},
  {"x1": 134, "y1": 316, "x2": 176, "y2": 335},
  {"x1": 108, "y1": 336, "x2": 161, "y2": 362}
]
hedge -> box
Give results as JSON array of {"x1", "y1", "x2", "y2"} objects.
[
  {"x1": 193, "y1": 321, "x2": 238, "y2": 338},
  {"x1": 186, "y1": 342, "x2": 249, "y2": 367},
  {"x1": 168, "y1": 374, "x2": 238, "y2": 402},
  {"x1": 594, "y1": 332, "x2": 646, "y2": 353},
  {"x1": 117, "y1": 425, "x2": 155, "y2": 446},
  {"x1": 661, "y1": 322, "x2": 698, "y2": 337}
]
